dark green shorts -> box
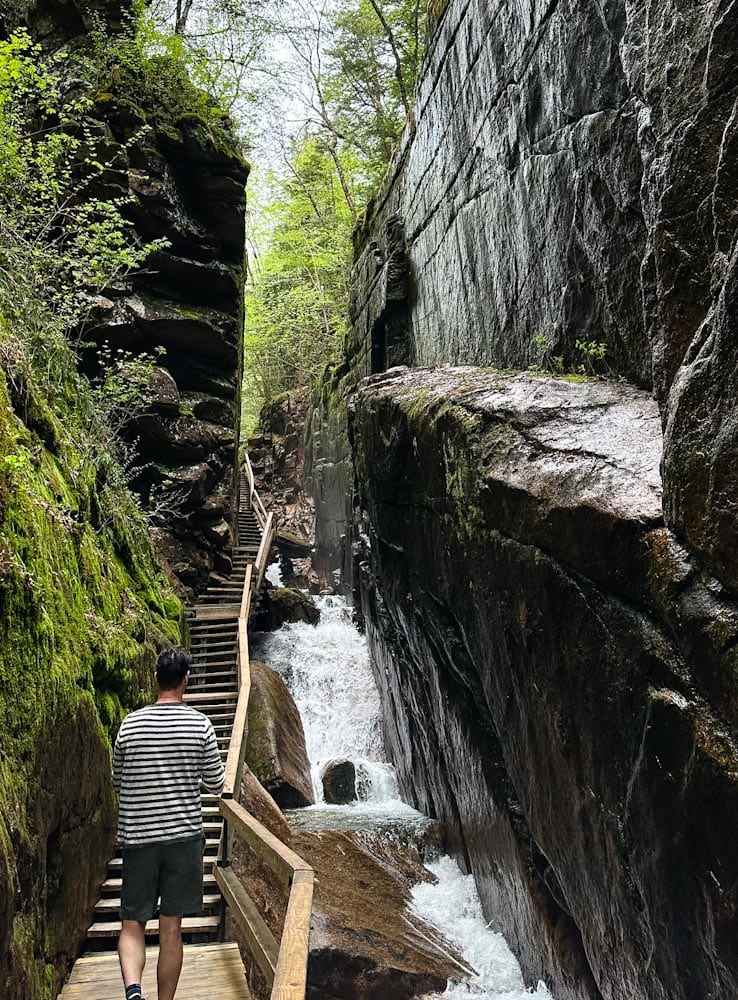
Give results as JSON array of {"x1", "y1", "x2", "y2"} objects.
[{"x1": 120, "y1": 836, "x2": 203, "y2": 922}]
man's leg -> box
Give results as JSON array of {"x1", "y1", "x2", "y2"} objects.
[
  {"x1": 157, "y1": 915, "x2": 183, "y2": 1000},
  {"x1": 118, "y1": 920, "x2": 146, "y2": 988}
]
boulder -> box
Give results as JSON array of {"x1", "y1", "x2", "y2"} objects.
[
  {"x1": 254, "y1": 587, "x2": 320, "y2": 631},
  {"x1": 321, "y1": 759, "x2": 356, "y2": 805},
  {"x1": 231, "y1": 825, "x2": 471, "y2": 1000},
  {"x1": 296, "y1": 830, "x2": 471, "y2": 1000},
  {"x1": 245, "y1": 659, "x2": 315, "y2": 809},
  {"x1": 350, "y1": 367, "x2": 738, "y2": 1000}
]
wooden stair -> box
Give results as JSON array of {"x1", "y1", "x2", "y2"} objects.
[
  {"x1": 59, "y1": 942, "x2": 251, "y2": 998},
  {"x1": 82, "y1": 477, "x2": 268, "y2": 948}
]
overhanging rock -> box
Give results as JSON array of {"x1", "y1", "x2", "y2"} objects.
[{"x1": 351, "y1": 366, "x2": 738, "y2": 1000}]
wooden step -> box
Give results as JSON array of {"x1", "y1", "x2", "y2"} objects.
[
  {"x1": 184, "y1": 690, "x2": 237, "y2": 704},
  {"x1": 189, "y1": 671, "x2": 238, "y2": 684},
  {"x1": 88, "y1": 915, "x2": 220, "y2": 938},
  {"x1": 100, "y1": 873, "x2": 219, "y2": 895},
  {"x1": 190, "y1": 638, "x2": 238, "y2": 650},
  {"x1": 94, "y1": 893, "x2": 222, "y2": 916}
]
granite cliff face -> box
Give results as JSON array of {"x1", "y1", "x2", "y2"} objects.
[
  {"x1": 334, "y1": 0, "x2": 738, "y2": 594},
  {"x1": 351, "y1": 368, "x2": 738, "y2": 1000},
  {"x1": 307, "y1": 2, "x2": 738, "y2": 996},
  {"x1": 2, "y1": 0, "x2": 248, "y2": 592}
]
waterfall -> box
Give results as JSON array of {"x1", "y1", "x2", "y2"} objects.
[{"x1": 251, "y1": 588, "x2": 553, "y2": 998}]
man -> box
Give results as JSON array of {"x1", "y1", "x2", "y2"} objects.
[{"x1": 112, "y1": 647, "x2": 225, "y2": 1000}]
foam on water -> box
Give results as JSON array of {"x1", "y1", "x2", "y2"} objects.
[
  {"x1": 251, "y1": 596, "x2": 384, "y2": 800},
  {"x1": 252, "y1": 595, "x2": 556, "y2": 999},
  {"x1": 412, "y1": 857, "x2": 553, "y2": 999}
]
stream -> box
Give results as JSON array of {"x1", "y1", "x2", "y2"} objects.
[{"x1": 251, "y1": 591, "x2": 552, "y2": 999}]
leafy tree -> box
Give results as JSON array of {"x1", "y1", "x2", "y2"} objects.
[
  {"x1": 243, "y1": 136, "x2": 354, "y2": 426},
  {"x1": 244, "y1": 0, "x2": 427, "y2": 421},
  {"x1": 276, "y1": 0, "x2": 426, "y2": 199}
]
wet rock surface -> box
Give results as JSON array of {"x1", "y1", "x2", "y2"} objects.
[
  {"x1": 351, "y1": 367, "x2": 738, "y2": 1000},
  {"x1": 295, "y1": 830, "x2": 470, "y2": 1000},
  {"x1": 248, "y1": 389, "x2": 321, "y2": 587},
  {"x1": 305, "y1": 370, "x2": 355, "y2": 592},
  {"x1": 246, "y1": 659, "x2": 315, "y2": 809},
  {"x1": 345, "y1": 0, "x2": 738, "y2": 596},
  {"x1": 254, "y1": 586, "x2": 321, "y2": 631},
  {"x1": 237, "y1": 744, "x2": 466, "y2": 1000},
  {"x1": 321, "y1": 759, "x2": 357, "y2": 805}
]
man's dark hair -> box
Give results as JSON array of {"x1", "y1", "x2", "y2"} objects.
[{"x1": 156, "y1": 647, "x2": 192, "y2": 690}]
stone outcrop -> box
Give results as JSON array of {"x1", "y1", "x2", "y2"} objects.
[
  {"x1": 248, "y1": 388, "x2": 314, "y2": 543},
  {"x1": 246, "y1": 659, "x2": 315, "y2": 809},
  {"x1": 84, "y1": 91, "x2": 247, "y2": 592},
  {"x1": 235, "y1": 824, "x2": 470, "y2": 1000},
  {"x1": 249, "y1": 389, "x2": 324, "y2": 588},
  {"x1": 350, "y1": 366, "x2": 738, "y2": 1000},
  {"x1": 299, "y1": 830, "x2": 471, "y2": 1000},
  {"x1": 305, "y1": 368, "x2": 355, "y2": 591},
  {"x1": 322, "y1": 0, "x2": 738, "y2": 600},
  {"x1": 254, "y1": 586, "x2": 321, "y2": 631}
]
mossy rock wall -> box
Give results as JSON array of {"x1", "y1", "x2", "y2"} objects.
[{"x1": 0, "y1": 352, "x2": 180, "y2": 999}]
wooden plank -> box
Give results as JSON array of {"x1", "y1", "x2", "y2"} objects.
[
  {"x1": 239, "y1": 563, "x2": 253, "y2": 624},
  {"x1": 192, "y1": 604, "x2": 241, "y2": 622},
  {"x1": 60, "y1": 943, "x2": 251, "y2": 999},
  {"x1": 222, "y1": 680, "x2": 251, "y2": 799},
  {"x1": 215, "y1": 865, "x2": 279, "y2": 987},
  {"x1": 254, "y1": 514, "x2": 275, "y2": 591},
  {"x1": 219, "y1": 799, "x2": 312, "y2": 888},
  {"x1": 87, "y1": 915, "x2": 220, "y2": 938},
  {"x1": 271, "y1": 870, "x2": 314, "y2": 1000}
]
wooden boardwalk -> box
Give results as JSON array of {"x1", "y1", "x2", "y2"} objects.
[
  {"x1": 59, "y1": 942, "x2": 251, "y2": 999},
  {"x1": 57, "y1": 460, "x2": 311, "y2": 1000}
]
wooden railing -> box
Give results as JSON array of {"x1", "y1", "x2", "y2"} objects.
[
  {"x1": 217, "y1": 460, "x2": 314, "y2": 999},
  {"x1": 243, "y1": 451, "x2": 268, "y2": 529}
]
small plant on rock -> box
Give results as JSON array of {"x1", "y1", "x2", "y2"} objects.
[{"x1": 575, "y1": 338, "x2": 609, "y2": 376}]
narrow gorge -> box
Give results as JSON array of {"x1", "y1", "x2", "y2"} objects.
[{"x1": 2, "y1": 0, "x2": 738, "y2": 999}]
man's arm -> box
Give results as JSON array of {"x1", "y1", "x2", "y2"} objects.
[
  {"x1": 112, "y1": 725, "x2": 124, "y2": 793},
  {"x1": 202, "y1": 720, "x2": 225, "y2": 795}
]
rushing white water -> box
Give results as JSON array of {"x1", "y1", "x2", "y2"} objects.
[
  {"x1": 251, "y1": 595, "x2": 555, "y2": 999},
  {"x1": 412, "y1": 857, "x2": 552, "y2": 999},
  {"x1": 251, "y1": 596, "x2": 390, "y2": 803},
  {"x1": 265, "y1": 560, "x2": 284, "y2": 587}
]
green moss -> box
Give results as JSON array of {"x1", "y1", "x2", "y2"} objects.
[{"x1": 0, "y1": 342, "x2": 181, "y2": 997}]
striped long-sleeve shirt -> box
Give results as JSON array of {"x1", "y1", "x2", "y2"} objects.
[{"x1": 112, "y1": 703, "x2": 225, "y2": 847}]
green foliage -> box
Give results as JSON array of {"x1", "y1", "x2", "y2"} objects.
[
  {"x1": 325, "y1": 0, "x2": 426, "y2": 183},
  {"x1": 575, "y1": 338, "x2": 609, "y2": 375},
  {"x1": 244, "y1": 136, "x2": 354, "y2": 422},
  {"x1": 245, "y1": 0, "x2": 427, "y2": 413},
  {"x1": 80, "y1": 10, "x2": 238, "y2": 134},
  {"x1": 529, "y1": 333, "x2": 564, "y2": 375},
  {"x1": 0, "y1": 30, "x2": 168, "y2": 404}
]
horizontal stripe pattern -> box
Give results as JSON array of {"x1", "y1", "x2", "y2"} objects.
[{"x1": 112, "y1": 703, "x2": 225, "y2": 846}]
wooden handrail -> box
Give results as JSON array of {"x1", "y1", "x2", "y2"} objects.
[
  {"x1": 220, "y1": 798, "x2": 312, "y2": 887},
  {"x1": 255, "y1": 513, "x2": 275, "y2": 593},
  {"x1": 217, "y1": 458, "x2": 313, "y2": 999},
  {"x1": 243, "y1": 453, "x2": 268, "y2": 528},
  {"x1": 214, "y1": 864, "x2": 279, "y2": 984},
  {"x1": 271, "y1": 869, "x2": 313, "y2": 999},
  {"x1": 222, "y1": 565, "x2": 253, "y2": 799}
]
